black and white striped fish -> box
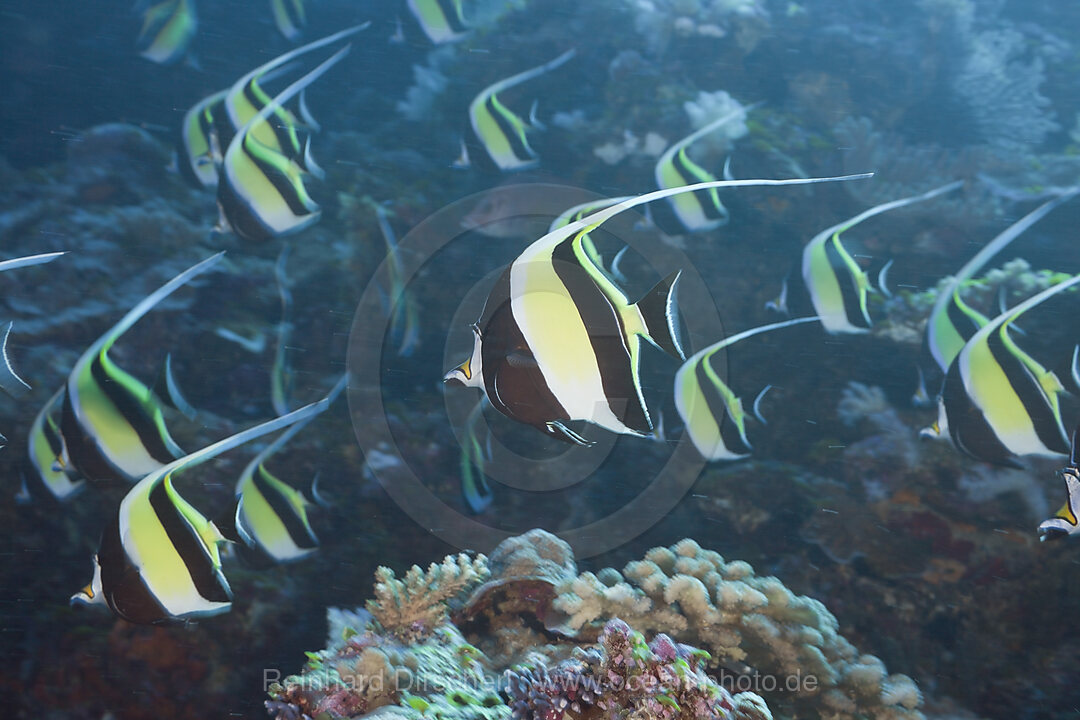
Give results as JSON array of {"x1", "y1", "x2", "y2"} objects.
[
  {"x1": 925, "y1": 274, "x2": 1080, "y2": 465},
  {"x1": 216, "y1": 45, "x2": 352, "y2": 240},
  {"x1": 675, "y1": 317, "x2": 818, "y2": 461},
  {"x1": 455, "y1": 49, "x2": 575, "y2": 173},
  {"x1": 60, "y1": 254, "x2": 222, "y2": 484},
  {"x1": 406, "y1": 0, "x2": 469, "y2": 44},
  {"x1": 445, "y1": 173, "x2": 871, "y2": 445},
  {"x1": 71, "y1": 399, "x2": 328, "y2": 625}
]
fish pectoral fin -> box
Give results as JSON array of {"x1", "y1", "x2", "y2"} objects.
[
  {"x1": 545, "y1": 421, "x2": 594, "y2": 447},
  {"x1": 634, "y1": 270, "x2": 684, "y2": 360},
  {"x1": 504, "y1": 350, "x2": 538, "y2": 369}
]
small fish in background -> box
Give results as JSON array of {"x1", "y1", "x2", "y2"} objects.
[
  {"x1": 785, "y1": 180, "x2": 962, "y2": 334},
  {"x1": 17, "y1": 388, "x2": 85, "y2": 504},
  {"x1": 455, "y1": 49, "x2": 576, "y2": 173},
  {"x1": 217, "y1": 375, "x2": 345, "y2": 567},
  {"x1": 674, "y1": 317, "x2": 818, "y2": 461},
  {"x1": 0, "y1": 252, "x2": 66, "y2": 398},
  {"x1": 176, "y1": 88, "x2": 228, "y2": 189},
  {"x1": 459, "y1": 398, "x2": 493, "y2": 513},
  {"x1": 217, "y1": 44, "x2": 353, "y2": 241},
  {"x1": 135, "y1": 0, "x2": 197, "y2": 65},
  {"x1": 444, "y1": 174, "x2": 870, "y2": 445},
  {"x1": 270, "y1": 0, "x2": 307, "y2": 42},
  {"x1": 373, "y1": 203, "x2": 421, "y2": 357},
  {"x1": 406, "y1": 0, "x2": 469, "y2": 44},
  {"x1": 71, "y1": 399, "x2": 328, "y2": 625},
  {"x1": 648, "y1": 104, "x2": 758, "y2": 236},
  {"x1": 923, "y1": 274, "x2": 1080, "y2": 466},
  {"x1": 923, "y1": 187, "x2": 1079, "y2": 378},
  {"x1": 1039, "y1": 422, "x2": 1080, "y2": 541},
  {"x1": 60, "y1": 254, "x2": 223, "y2": 484}
]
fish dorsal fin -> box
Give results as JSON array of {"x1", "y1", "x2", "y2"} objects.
[
  {"x1": 0, "y1": 251, "x2": 66, "y2": 273},
  {"x1": 478, "y1": 49, "x2": 576, "y2": 101},
  {"x1": 77, "y1": 254, "x2": 224, "y2": 377},
  {"x1": 225, "y1": 23, "x2": 370, "y2": 126}
]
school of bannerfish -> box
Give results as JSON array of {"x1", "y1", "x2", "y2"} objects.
[{"x1": 7, "y1": 1, "x2": 1080, "y2": 628}]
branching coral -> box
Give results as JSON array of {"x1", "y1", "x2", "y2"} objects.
[
  {"x1": 549, "y1": 538, "x2": 924, "y2": 720},
  {"x1": 367, "y1": 552, "x2": 490, "y2": 641}
]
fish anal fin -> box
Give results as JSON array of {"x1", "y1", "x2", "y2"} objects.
[{"x1": 634, "y1": 270, "x2": 684, "y2": 360}]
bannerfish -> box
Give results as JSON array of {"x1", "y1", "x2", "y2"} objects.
[
  {"x1": 374, "y1": 204, "x2": 420, "y2": 357},
  {"x1": 926, "y1": 188, "x2": 1079, "y2": 375},
  {"x1": 217, "y1": 44, "x2": 352, "y2": 241},
  {"x1": 19, "y1": 388, "x2": 85, "y2": 504},
  {"x1": 270, "y1": 0, "x2": 307, "y2": 41},
  {"x1": 0, "y1": 251, "x2": 66, "y2": 397},
  {"x1": 924, "y1": 273, "x2": 1080, "y2": 465},
  {"x1": 459, "y1": 397, "x2": 493, "y2": 513},
  {"x1": 218, "y1": 375, "x2": 345, "y2": 567},
  {"x1": 650, "y1": 105, "x2": 756, "y2": 236},
  {"x1": 407, "y1": 0, "x2": 469, "y2": 44},
  {"x1": 136, "y1": 0, "x2": 197, "y2": 65},
  {"x1": 1039, "y1": 422, "x2": 1080, "y2": 541},
  {"x1": 176, "y1": 88, "x2": 227, "y2": 189},
  {"x1": 71, "y1": 398, "x2": 328, "y2": 625},
  {"x1": 221, "y1": 25, "x2": 369, "y2": 177},
  {"x1": 799, "y1": 180, "x2": 962, "y2": 334},
  {"x1": 675, "y1": 317, "x2": 818, "y2": 461},
  {"x1": 60, "y1": 254, "x2": 224, "y2": 484},
  {"x1": 444, "y1": 173, "x2": 871, "y2": 444},
  {"x1": 455, "y1": 49, "x2": 576, "y2": 173}
]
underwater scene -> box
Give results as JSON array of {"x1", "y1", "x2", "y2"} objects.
[{"x1": 4, "y1": 0, "x2": 1080, "y2": 718}]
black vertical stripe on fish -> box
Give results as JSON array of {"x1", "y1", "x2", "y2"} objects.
[
  {"x1": 149, "y1": 481, "x2": 231, "y2": 604},
  {"x1": 212, "y1": 109, "x2": 238, "y2": 158},
  {"x1": 550, "y1": 236, "x2": 650, "y2": 435},
  {"x1": 823, "y1": 236, "x2": 870, "y2": 330},
  {"x1": 98, "y1": 515, "x2": 166, "y2": 625},
  {"x1": 485, "y1": 95, "x2": 533, "y2": 163},
  {"x1": 435, "y1": 0, "x2": 469, "y2": 33},
  {"x1": 90, "y1": 354, "x2": 178, "y2": 465},
  {"x1": 694, "y1": 355, "x2": 752, "y2": 456},
  {"x1": 242, "y1": 81, "x2": 299, "y2": 156},
  {"x1": 252, "y1": 464, "x2": 318, "y2": 549},
  {"x1": 944, "y1": 295, "x2": 983, "y2": 344},
  {"x1": 671, "y1": 151, "x2": 725, "y2": 221},
  {"x1": 61, "y1": 386, "x2": 124, "y2": 483},
  {"x1": 985, "y1": 327, "x2": 1069, "y2": 454},
  {"x1": 242, "y1": 136, "x2": 315, "y2": 216},
  {"x1": 479, "y1": 269, "x2": 568, "y2": 430},
  {"x1": 942, "y1": 360, "x2": 1016, "y2": 466},
  {"x1": 648, "y1": 195, "x2": 689, "y2": 236}
]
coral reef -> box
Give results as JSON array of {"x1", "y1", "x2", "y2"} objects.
[
  {"x1": 269, "y1": 531, "x2": 926, "y2": 720},
  {"x1": 506, "y1": 618, "x2": 756, "y2": 720},
  {"x1": 549, "y1": 538, "x2": 923, "y2": 720},
  {"x1": 367, "y1": 552, "x2": 490, "y2": 641}
]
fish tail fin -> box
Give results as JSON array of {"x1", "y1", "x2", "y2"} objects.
[{"x1": 634, "y1": 270, "x2": 684, "y2": 360}]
